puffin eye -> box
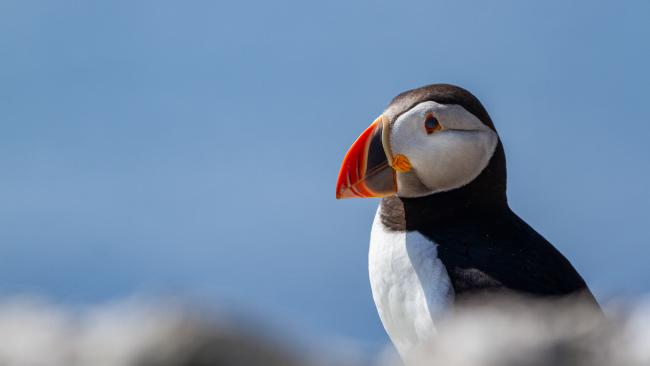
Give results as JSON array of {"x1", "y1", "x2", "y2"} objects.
[{"x1": 424, "y1": 114, "x2": 441, "y2": 134}]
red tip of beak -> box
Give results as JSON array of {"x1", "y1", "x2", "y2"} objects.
[
  {"x1": 336, "y1": 117, "x2": 397, "y2": 199},
  {"x1": 336, "y1": 120, "x2": 378, "y2": 199}
]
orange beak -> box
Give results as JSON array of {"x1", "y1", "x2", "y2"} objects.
[{"x1": 336, "y1": 115, "x2": 398, "y2": 199}]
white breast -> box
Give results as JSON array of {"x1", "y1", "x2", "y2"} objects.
[{"x1": 368, "y1": 206, "x2": 454, "y2": 359}]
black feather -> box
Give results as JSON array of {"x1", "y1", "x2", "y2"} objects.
[{"x1": 379, "y1": 84, "x2": 599, "y2": 307}]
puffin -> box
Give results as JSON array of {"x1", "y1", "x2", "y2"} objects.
[{"x1": 335, "y1": 84, "x2": 599, "y2": 359}]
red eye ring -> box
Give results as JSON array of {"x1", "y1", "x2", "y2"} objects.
[{"x1": 424, "y1": 114, "x2": 441, "y2": 134}]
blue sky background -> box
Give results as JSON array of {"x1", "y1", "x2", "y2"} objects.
[{"x1": 1, "y1": 0, "x2": 649, "y2": 350}]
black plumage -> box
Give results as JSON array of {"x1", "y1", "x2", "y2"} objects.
[{"x1": 379, "y1": 84, "x2": 599, "y2": 306}]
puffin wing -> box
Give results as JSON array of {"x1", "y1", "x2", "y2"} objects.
[{"x1": 426, "y1": 210, "x2": 598, "y2": 303}]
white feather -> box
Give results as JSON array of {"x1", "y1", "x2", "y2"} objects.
[{"x1": 368, "y1": 206, "x2": 454, "y2": 360}]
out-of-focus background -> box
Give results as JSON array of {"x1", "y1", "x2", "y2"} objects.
[{"x1": 1, "y1": 0, "x2": 649, "y2": 363}]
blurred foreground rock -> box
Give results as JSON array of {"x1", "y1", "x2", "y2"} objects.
[
  {"x1": 0, "y1": 295, "x2": 649, "y2": 366},
  {"x1": 0, "y1": 297, "x2": 312, "y2": 366}
]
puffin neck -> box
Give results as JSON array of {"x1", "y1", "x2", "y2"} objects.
[{"x1": 380, "y1": 142, "x2": 508, "y2": 231}]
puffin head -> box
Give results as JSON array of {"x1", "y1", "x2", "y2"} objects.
[{"x1": 336, "y1": 84, "x2": 505, "y2": 201}]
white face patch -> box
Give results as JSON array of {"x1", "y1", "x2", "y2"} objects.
[{"x1": 389, "y1": 101, "x2": 498, "y2": 197}]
